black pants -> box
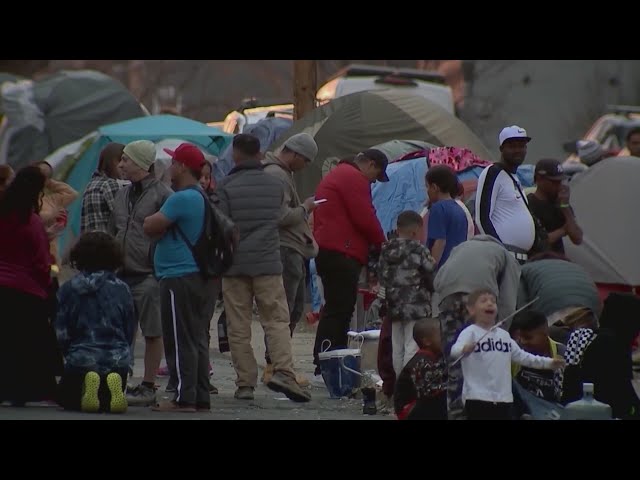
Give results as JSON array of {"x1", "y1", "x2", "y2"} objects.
[
  {"x1": 312, "y1": 249, "x2": 362, "y2": 369},
  {"x1": 160, "y1": 273, "x2": 212, "y2": 408},
  {"x1": 57, "y1": 367, "x2": 127, "y2": 411},
  {"x1": 465, "y1": 400, "x2": 513, "y2": 420}
]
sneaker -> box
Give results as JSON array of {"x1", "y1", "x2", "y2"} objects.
[
  {"x1": 106, "y1": 373, "x2": 127, "y2": 414},
  {"x1": 267, "y1": 371, "x2": 312, "y2": 403},
  {"x1": 209, "y1": 382, "x2": 218, "y2": 395},
  {"x1": 81, "y1": 371, "x2": 101, "y2": 413},
  {"x1": 234, "y1": 387, "x2": 255, "y2": 400},
  {"x1": 157, "y1": 365, "x2": 170, "y2": 377},
  {"x1": 295, "y1": 372, "x2": 310, "y2": 388},
  {"x1": 261, "y1": 364, "x2": 274, "y2": 384},
  {"x1": 126, "y1": 384, "x2": 157, "y2": 407}
]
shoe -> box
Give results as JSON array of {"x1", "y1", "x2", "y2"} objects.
[
  {"x1": 295, "y1": 372, "x2": 310, "y2": 388},
  {"x1": 126, "y1": 384, "x2": 157, "y2": 407},
  {"x1": 80, "y1": 371, "x2": 101, "y2": 413},
  {"x1": 208, "y1": 363, "x2": 213, "y2": 378},
  {"x1": 106, "y1": 373, "x2": 127, "y2": 414},
  {"x1": 209, "y1": 382, "x2": 218, "y2": 395},
  {"x1": 234, "y1": 387, "x2": 255, "y2": 400},
  {"x1": 267, "y1": 371, "x2": 311, "y2": 403},
  {"x1": 261, "y1": 364, "x2": 274, "y2": 384},
  {"x1": 157, "y1": 365, "x2": 170, "y2": 377}
]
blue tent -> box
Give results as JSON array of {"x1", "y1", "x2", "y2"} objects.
[
  {"x1": 57, "y1": 115, "x2": 233, "y2": 255},
  {"x1": 371, "y1": 157, "x2": 535, "y2": 235}
]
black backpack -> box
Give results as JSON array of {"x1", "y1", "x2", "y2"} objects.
[{"x1": 174, "y1": 186, "x2": 238, "y2": 279}]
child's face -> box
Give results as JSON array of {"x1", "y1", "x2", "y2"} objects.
[
  {"x1": 519, "y1": 325, "x2": 550, "y2": 355},
  {"x1": 199, "y1": 164, "x2": 212, "y2": 191},
  {"x1": 468, "y1": 293, "x2": 498, "y2": 327},
  {"x1": 421, "y1": 329, "x2": 442, "y2": 354}
]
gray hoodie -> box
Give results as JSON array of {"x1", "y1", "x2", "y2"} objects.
[{"x1": 434, "y1": 235, "x2": 521, "y2": 321}]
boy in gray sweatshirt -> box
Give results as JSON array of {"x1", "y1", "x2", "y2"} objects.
[{"x1": 433, "y1": 235, "x2": 521, "y2": 419}]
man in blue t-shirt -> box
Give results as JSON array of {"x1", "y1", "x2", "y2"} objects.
[
  {"x1": 143, "y1": 143, "x2": 214, "y2": 413},
  {"x1": 425, "y1": 165, "x2": 469, "y2": 269}
]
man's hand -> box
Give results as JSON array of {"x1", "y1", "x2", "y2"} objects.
[
  {"x1": 302, "y1": 197, "x2": 318, "y2": 214},
  {"x1": 558, "y1": 184, "x2": 571, "y2": 206},
  {"x1": 462, "y1": 342, "x2": 476, "y2": 355}
]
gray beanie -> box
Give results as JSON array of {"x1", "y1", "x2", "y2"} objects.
[{"x1": 283, "y1": 133, "x2": 318, "y2": 162}]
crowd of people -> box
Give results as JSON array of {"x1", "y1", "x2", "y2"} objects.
[{"x1": 0, "y1": 121, "x2": 638, "y2": 420}]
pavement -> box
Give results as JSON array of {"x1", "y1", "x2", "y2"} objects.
[{"x1": 0, "y1": 308, "x2": 393, "y2": 421}]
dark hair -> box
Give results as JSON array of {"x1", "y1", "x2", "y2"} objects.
[
  {"x1": 0, "y1": 166, "x2": 46, "y2": 222},
  {"x1": 528, "y1": 251, "x2": 571, "y2": 263},
  {"x1": 70, "y1": 231, "x2": 123, "y2": 273},
  {"x1": 233, "y1": 134, "x2": 261, "y2": 156},
  {"x1": 511, "y1": 310, "x2": 547, "y2": 333},
  {"x1": 626, "y1": 127, "x2": 640, "y2": 142},
  {"x1": 425, "y1": 165, "x2": 458, "y2": 196},
  {"x1": 98, "y1": 142, "x2": 125, "y2": 177},
  {"x1": 413, "y1": 318, "x2": 440, "y2": 346},
  {"x1": 467, "y1": 288, "x2": 497, "y2": 307},
  {"x1": 396, "y1": 210, "x2": 423, "y2": 230}
]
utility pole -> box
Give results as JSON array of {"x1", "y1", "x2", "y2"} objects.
[{"x1": 293, "y1": 60, "x2": 317, "y2": 120}]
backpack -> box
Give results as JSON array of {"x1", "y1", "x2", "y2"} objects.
[{"x1": 174, "y1": 186, "x2": 238, "y2": 279}]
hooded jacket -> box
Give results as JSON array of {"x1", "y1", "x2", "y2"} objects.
[
  {"x1": 55, "y1": 271, "x2": 135, "y2": 374},
  {"x1": 262, "y1": 152, "x2": 317, "y2": 259},
  {"x1": 434, "y1": 235, "x2": 521, "y2": 323},
  {"x1": 378, "y1": 238, "x2": 436, "y2": 321}
]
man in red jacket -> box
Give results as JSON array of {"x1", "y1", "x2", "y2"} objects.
[{"x1": 312, "y1": 150, "x2": 388, "y2": 373}]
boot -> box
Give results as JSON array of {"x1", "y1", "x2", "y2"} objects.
[{"x1": 262, "y1": 364, "x2": 274, "y2": 384}]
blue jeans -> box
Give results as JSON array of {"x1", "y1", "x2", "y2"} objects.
[{"x1": 309, "y1": 258, "x2": 324, "y2": 313}]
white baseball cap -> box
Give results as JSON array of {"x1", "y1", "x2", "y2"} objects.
[{"x1": 499, "y1": 125, "x2": 532, "y2": 147}]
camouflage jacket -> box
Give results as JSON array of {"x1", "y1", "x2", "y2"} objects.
[{"x1": 378, "y1": 238, "x2": 435, "y2": 322}]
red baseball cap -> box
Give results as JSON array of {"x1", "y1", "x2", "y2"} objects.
[{"x1": 163, "y1": 143, "x2": 205, "y2": 170}]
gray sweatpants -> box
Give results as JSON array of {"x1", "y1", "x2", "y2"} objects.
[
  {"x1": 265, "y1": 246, "x2": 306, "y2": 364},
  {"x1": 160, "y1": 273, "x2": 213, "y2": 408}
]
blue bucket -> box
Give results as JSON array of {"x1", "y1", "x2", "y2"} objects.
[{"x1": 318, "y1": 347, "x2": 362, "y2": 399}]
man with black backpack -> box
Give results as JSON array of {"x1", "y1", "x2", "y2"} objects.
[{"x1": 143, "y1": 143, "x2": 221, "y2": 413}]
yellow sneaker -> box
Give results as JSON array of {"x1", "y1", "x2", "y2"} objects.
[
  {"x1": 80, "y1": 372, "x2": 101, "y2": 413},
  {"x1": 261, "y1": 364, "x2": 274, "y2": 384},
  {"x1": 106, "y1": 373, "x2": 127, "y2": 414}
]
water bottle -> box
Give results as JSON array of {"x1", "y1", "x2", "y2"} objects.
[
  {"x1": 217, "y1": 310, "x2": 230, "y2": 353},
  {"x1": 564, "y1": 383, "x2": 613, "y2": 420}
]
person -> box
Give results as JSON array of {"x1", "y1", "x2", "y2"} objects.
[
  {"x1": 0, "y1": 165, "x2": 14, "y2": 193},
  {"x1": 394, "y1": 318, "x2": 447, "y2": 420},
  {"x1": 527, "y1": 159, "x2": 582, "y2": 254},
  {"x1": 475, "y1": 125, "x2": 535, "y2": 263},
  {"x1": 517, "y1": 253, "x2": 601, "y2": 330},
  {"x1": 378, "y1": 211, "x2": 436, "y2": 376},
  {"x1": 509, "y1": 310, "x2": 565, "y2": 403},
  {"x1": 625, "y1": 127, "x2": 640, "y2": 158},
  {"x1": 452, "y1": 179, "x2": 475, "y2": 240},
  {"x1": 80, "y1": 142, "x2": 124, "y2": 234},
  {"x1": 199, "y1": 158, "x2": 216, "y2": 195},
  {"x1": 425, "y1": 165, "x2": 469, "y2": 268},
  {"x1": 143, "y1": 143, "x2": 217, "y2": 413},
  {"x1": 0, "y1": 167, "x2": 63, "y2": 405},
  {"x1": 215, "y1": 134, "x2": 311, "y2": 403},
  {"x1": 55, "y1": 232, "x2": 134, "y2": 413},
  {"x1": 262, "y1": 133, "x2": 319, "y2": 386},
  {"x1": 433, "y1": 234, "x2": 521, "y2": 419},
  {"x1": 450, "y1": 289, "x2": 564, "y2": 420},
  {"x1": 560, "y1": 293, "x2": 640, "y2": 420},
  {"x1": 109, "y1": 140, "x2": 172, "y2": 406},
  {"x1": 312, "y1": 150, "x2": 387, "y2": 373}
]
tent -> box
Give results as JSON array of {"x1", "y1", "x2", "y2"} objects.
[
  {"x1": 564, "y1": 156, "x2": 640, "y2": 295},
  {"x1": 372, "y1": 155, "x2": 535, "y2": 235},
  {"x1": 0, "y1": 70, "x2": 146, "y2": 169},
  {"x1": 271, "y1": 89, "x2": 494, "y2": 198},
  {"x1": 48, "y1": 115, "x2": 233, "y2": 255}
]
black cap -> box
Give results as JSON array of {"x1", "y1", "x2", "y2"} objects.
[
  {"x1": 358, "y1": 149, "x2": 389, "y2": 182},
  {"x1": 534, "y1": 158, "x2": 566, "y2": 181}
]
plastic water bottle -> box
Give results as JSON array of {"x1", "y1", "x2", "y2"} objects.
[
  {"x1": 218, "y1": 310, "x2": 230, "y2": 353},
  {"x1": 564, "y1": 383, "x2": 613, "y2": 420}
]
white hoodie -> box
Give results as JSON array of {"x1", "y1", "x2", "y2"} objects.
[{"x1": 451, "y1": 324, "x2": 554, "y2": 404}]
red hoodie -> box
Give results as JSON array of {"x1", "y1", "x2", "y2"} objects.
[
  {"x1": 0, "y1": 212, "x2": 51, "y2": 299},
  {"x1": 313, "y1": 161, "x2": 385, "y2": 265}
]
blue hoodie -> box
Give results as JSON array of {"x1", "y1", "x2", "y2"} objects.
[{"x1": 55, "y1": 271, "x2": 135, "y2": 374}]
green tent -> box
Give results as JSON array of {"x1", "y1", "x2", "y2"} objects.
[{"x1": 271, "y1": 89, "x2": 494, "y2": 198}]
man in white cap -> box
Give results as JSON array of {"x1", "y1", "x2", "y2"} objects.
[
  {"x1": 262, "y1": 133, "x2": 319, "y2": 386},
  {"x1": 475, "y1": 125, "x2": 536, "y2": 264},
  {"x1": 109, "y1": 140, "x2": 173, "y2": 406}
]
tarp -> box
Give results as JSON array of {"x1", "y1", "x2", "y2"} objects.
[
  {"x1": 0, "y1": 70, "x2": 146, "y2": 169},
  {"x1": 45, "y1": 115, "x2": 233, "y2": 255},
  {"x1": 271, "y1": 89, "x2": 495, "y2": 198},
  {"x1": 564, "y1": 156, "x2": 640, "y2": 286}
]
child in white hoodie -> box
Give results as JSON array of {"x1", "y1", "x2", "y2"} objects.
[{"x1": 450, "y1": 289, "x2": 564, "y2": 420}]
